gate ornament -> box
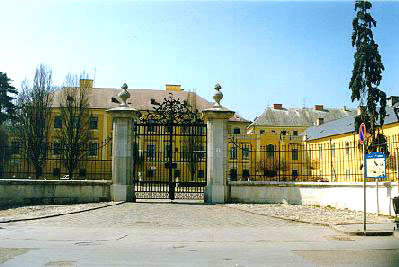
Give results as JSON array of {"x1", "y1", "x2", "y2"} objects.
[
  {"x1": 213, "y1": 83, "x2": 223, "y2": 107},
  {"x1": 118, "y1": 83, "x2": 130, "y2": 107},
  {"x1": 141, "y1": 92, "x2": 202, "y2": 124}
]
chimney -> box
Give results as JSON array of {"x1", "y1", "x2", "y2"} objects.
[
  {"x1": 314, "y1": 105, "x2": 324, "y2": 111},
  {"x1": 316, "y1": 118, "x2": 324, "y2": 126},
  {"x1": 80, "y1": 79, "x2": 93, "y2": 89},
  {"x1": 273, "y1": 104, "x2": 283, "y2": 110},
  {"x1": 165, "y1": 84, "x2": 182, "y2": 91},
  {"x1": 387, "y1": 96, "x2": 399, "y2": 107}
]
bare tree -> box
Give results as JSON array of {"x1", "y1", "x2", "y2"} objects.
[
  {"x1": 56, "y1": 73, "x2": 92, "y2": 179},
  {"x1": 15, "y1": 64, "x2": 54, "y2": 178}
]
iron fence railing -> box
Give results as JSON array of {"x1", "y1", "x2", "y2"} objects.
[
  {"x1": 228, "y1": 134, "x2": 399, "y2": 183},
  {"x1": 0, "y1": 141, "x2": 112, "y2": 180}
]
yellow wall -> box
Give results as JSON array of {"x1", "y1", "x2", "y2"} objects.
[{"x1": 305, "y1": 123, "x2": 399, "y2": 182}]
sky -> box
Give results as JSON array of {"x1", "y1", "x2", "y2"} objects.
[{"x1": 0, "y1": 0, "x2": 398, "y2": 121}]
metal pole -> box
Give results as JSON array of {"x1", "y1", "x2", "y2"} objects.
[
  {"x1": 396, "y1": 149, "x2": 399, "y2": 181},
  {"x1": 363, "y1": 142, "x2": 366, "y2": 232},
  {"x1": 376, "y1": 178, "x2": 379, "y2": 216}
]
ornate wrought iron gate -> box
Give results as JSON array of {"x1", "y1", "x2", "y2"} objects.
[{"x1": 133, "y1": 94, "x2": 207, "y2": 200}]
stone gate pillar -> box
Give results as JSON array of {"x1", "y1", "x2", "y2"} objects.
[
  {"x1": 202, "y1": 84, "x2": 234, "y2": 204},
  {"x1": 106, "y1": 83, "x2": 140, "y2": 202}
]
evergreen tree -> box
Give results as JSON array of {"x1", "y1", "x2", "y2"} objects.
[
  {"x1": 349, "y1": 0, "x2": 387, "y2": 150},
  {"x1": 0, "y1": 72, "x2": 18, "y2": 125}
]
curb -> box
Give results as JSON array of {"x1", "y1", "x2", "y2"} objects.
[
  {"x1": 0, "y1": 201, "x2": 125, "y2": 224},
  {"x1": 330, "y1": 224, "x2": 394, "y2": 236},
  {"x1": 226, "y1": 205, "x2": 394, "y2": 236}
]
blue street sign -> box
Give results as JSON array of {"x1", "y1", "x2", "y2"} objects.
[
  {"x1": 359, "y1": 123, "x2": 366, "y2": 144},
  {"x1": 365, "y1": 152, "x2": 386, "y2": 179}
]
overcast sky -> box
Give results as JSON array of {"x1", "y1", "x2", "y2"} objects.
[{"x1": 1, "y1": 0, "x2": 398, "y2": 121}]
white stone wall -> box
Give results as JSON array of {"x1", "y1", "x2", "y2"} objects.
[
  {"x1": 230, "y1": 181, "x2": 399, "y2": 216},
  {"x1": 0, "y1": 179, "x2": 111, "y2": 206}
]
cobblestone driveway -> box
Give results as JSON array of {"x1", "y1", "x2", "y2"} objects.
[{"x1": 2, "y1": 201, "x2": 392, "y2": 227}]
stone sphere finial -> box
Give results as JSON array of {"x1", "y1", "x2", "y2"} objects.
[
  {"x1": 118, "y1": 83, "x2": 130, "y2": 107},
  {"x1": 213, "y1": 83, "x2": 223, "y2": 107}
]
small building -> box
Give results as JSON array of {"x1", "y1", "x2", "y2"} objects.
[{"x1": 303, "y1": 97, "x2": 399, "y2": 182}]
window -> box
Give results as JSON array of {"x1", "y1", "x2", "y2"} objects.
[
  {"x1": 72, "y1": 116, "x2": 79, "y2": 128},
  {"x1": 292, "y1": 169, "x2": 298, "y2": 178},
  {"x1": 230, "y1": 146, "x2": 237, "y2": 160},
  {"x1": 54, "y1": 116, "x2": 62, "y2": 128},
  {"x1": 197, "y1": 144, "x2": 205, "y2": 159},
  {"x1": 260, "y1": 130, "x2": 265, "y2": 134},
  {"x1": 198, "y1": 170, "x2": 204, "y2": 178},
  {"x1": 242, "y1": 169, "x2": 250, "y2": 178},
  {"x1": 293, "y1": 131, "x2": 298, "y2": 136},
  {"x1": 147, "y1": 169, "x2": 155, "y2": 178},
  {"x1": 181, "y1": 144, "x2": 189, "y2": 161},
  {"x1": 331, "y1": 143, "x2": 335, "y2": 158},
  {"x1": 89, "y1": 116, "x2": 98, "y2": 129},
  {"x1": 164, "y1": 143, "x2": 173, "y2": 160},
  {"x1": 266, "y1": 144, "x2": 274, "y2": 158},
  {"x1": 242, "y1": 146, "x2": 250, "y2": 160},
  {"x1": 79, "y1": 169, "x2": 87, "y2": 177},
  {"x1": 230, "y1": 169, "x2": 237, "y2": 180},
  {"x1": 196, "y1": 126, "x2": 204, "y2": 135},
  {"x1": 345, "y1": 142, "x2": 350, "y2": 155},
  {"x1": 165, "y1": 125, "x2": 173, "y2": 133},
  {"x1": 53, "y1": 168, "x2": 60, "y2": 176},
  {"x1": 174, "y1": 169, "x2": 180, "y2": 178},
  {"x1": 281, "y1": 130, "x2": 287, "y2": 135},
  {"x1": 148, "y1": 119, "x2": 155, "y2": 132},
  {"x1": 292, "y1": 148, "x2": 299, "y2": 161},
  {"x1": 233, "y1": 128, "x2": 241, "y2": 134},
  {"x1": 346, "y1": 169, "x2": 351, "y2": 179},
  {"x1": 147, "y1": 144, "x2": 156, "y2": 159},
  {"x1": 53, "y1": 143, "x2": 62, "y2": 155},
  {"x1": 89, "y1": 142, "x2": 98, "y2": 156},
  {"x1": 11, "y1": 141, "x2": 20, "y2": 154},
  {"x1": 319, "y1": 145, "x2": 323, "y2": 160}
]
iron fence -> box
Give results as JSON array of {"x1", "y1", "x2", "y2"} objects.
[
  {"x1": 228, "y1": 134, "x2": 399, "y2": 183},
  {"x1": 0, "y1": 141, "x2": 112, "y2": 180}
]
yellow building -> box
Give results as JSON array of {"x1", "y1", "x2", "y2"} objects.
[
  {"x1": 5, "y1": 80, "x2": 246, "y2": 180},
  {"x1": 303, "y1": 97, "x2": 399, "y2": 183},
  {"x1": 227, "y1": 103, "x2": 356, "y2": 181}
]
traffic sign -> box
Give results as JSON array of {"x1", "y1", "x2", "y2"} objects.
[
  {"x1": 359, "y1": 123, "x2": 366, "y2": 144},
  {"x1": 365, "y1": 152, "x2": 386, "y2": 179}
]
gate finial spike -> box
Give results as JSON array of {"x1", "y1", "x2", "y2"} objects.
[
  {"x1": 213, "y1": 83, "x2": 223, "y2": 108},
  {"x1": 118, "y1": 83, "x2": 130, "y2": 107}
]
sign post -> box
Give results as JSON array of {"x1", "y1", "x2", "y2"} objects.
[
  {"x1": 359, "y1": 123, "x2": 366, "y2": 232},
  {"x1": 365, "y1": 152, "x2": 387, "y2": 217}
]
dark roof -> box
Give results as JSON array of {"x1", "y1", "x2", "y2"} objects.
[
  {"x1": 304, "y1": 104, "x2": 399, "y2": 141},
  {"x1": 251, "y1": 106, "x2": 356, "y2": 127}
]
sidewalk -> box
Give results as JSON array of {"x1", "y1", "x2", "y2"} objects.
[{"x1": 332, "y1": 223, "x2": 396, "y2": 236}]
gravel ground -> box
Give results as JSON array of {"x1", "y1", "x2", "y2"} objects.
[
  {"x1": 226, "y1": 203, "x2": 393, "y2": 225},
  {"x1": 0, "y1": 202, "x2": 116, "y2": 222}
]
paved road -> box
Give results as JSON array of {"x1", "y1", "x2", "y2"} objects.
[{"x1": 1, "y1": 201, "x2": 399, "y2": 266}]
